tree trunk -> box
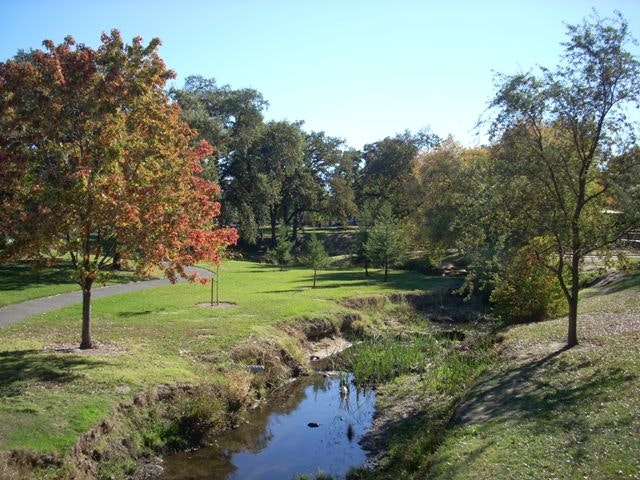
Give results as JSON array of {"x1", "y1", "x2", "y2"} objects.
[
  {"x1": 567, "y1": 254, "x2": 580, "y2": 347},
  {"x1": 216, "y1": 264, "x2": 220, "y2": 306},
  {"x1": 313, "y1": 269, "x2": 317, "y2": 288},
  {"x1": 80, "y1": 278, "x2": 94, "y2": 349},
  {"x1": 270, "y1": 208, "x2": 277, "y2": 247},
  {"x1": 210, "y1": 274, "x2": 214, "y2": 307},
  {"x1": 364, "y1": 262, "x2": 369, "y2": 277},
  {"x1": 112, "y1": 251, "x2": 122, "y2": 270},
  {"x1": 384, "y1": 261, "x2": 388, "y2": 282},
  {"x1": 292, "y1": 216, "x2": 299, "y2": 243}
]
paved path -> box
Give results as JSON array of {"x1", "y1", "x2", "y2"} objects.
[{"x1": 0, "y1": 266, "x2": 212, "y2": 328}]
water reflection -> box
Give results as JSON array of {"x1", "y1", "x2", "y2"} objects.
[{"x1": 161, "y1": 374, "x2": 376, "y2": 480}]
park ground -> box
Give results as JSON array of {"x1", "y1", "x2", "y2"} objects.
[{"x1": 0, "y1": 256, "x2": 639, "y2": 479}]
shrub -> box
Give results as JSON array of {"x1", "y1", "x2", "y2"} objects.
[{"x1": 490, "y1": 239, "x2": 565, "y2": 324}]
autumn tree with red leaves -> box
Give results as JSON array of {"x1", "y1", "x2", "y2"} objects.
[{"x1": 0, "y1": 31, "x2": 238, "y2": 349}]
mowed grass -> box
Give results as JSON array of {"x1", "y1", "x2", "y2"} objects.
[
  {"x1": 427, "y1": 269, "x2": 640, "y2": 480},
  {"x1": 0, "y1": 260, "x2": 452, "y2": 454},
  {"x1": 0, "y1": 260, "x2": 152, "y2": 307}
]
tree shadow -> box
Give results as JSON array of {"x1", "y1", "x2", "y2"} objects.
[
  {"x1": 581, "y1": 269, "x2": 640, "y2": 299},
  {"x1": 428, "y1": 344, "x2": 634, "y2": 477},
  {"x1": 315, "y1": 270, "x2": 461, "y2": 292},
  {"x1": 118, "y1": 308, "x2": 166, "y2": 317},
  {"x1": 0, "y1": 261, "x2": 74, "y2": 292},
  {"x1": 0, "y1": 349, "x2": 106, "y2": 397}
]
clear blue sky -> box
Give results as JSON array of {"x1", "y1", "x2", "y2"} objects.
[{"x1": 1, "y1": 1, "x2": 639, "y2": 149}]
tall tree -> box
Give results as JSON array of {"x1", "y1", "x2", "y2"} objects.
[
  {"x1": 353, "y1": 202, "x2": 376, "y2": 277},
  {"x1": 253, "y1": 121, "x2": 305, "y2": 245},
  {"x1": 360, "y1": 130, "x2": 439, "y2": 218},
  {"x1": 489, "y1": 12, "x2": 640, "y2": 347},
  {"x1": 170, "y1": 75, "x2": 267, "y2": 184},
  {"x1": 327, "y1": 149, "x2": 360, "y2": 227},
  {"x1": 0, "y1": 32, "x2": 237, "y2": 349}
]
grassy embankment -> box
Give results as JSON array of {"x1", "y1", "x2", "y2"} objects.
[
  {"x1": 427, "y1": 269, "x2": 640, "y2": 480},
  {"x1": 341, "y1": 268, "x2": 639, "y2": 480},
  {"x1": 0, "y1": 259, "x2": 455, "y2": 477}
]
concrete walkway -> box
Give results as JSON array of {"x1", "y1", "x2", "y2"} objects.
[{"x1": 0, "y1": 266, "x2": 212, "y2": 328}]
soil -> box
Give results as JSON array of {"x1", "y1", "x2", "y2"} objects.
[
  {"x1": 309, "y1": 336, "x2": 352, "y2": 361},
  {"x1": 196, "y1": 302, "x2": 236, "y2": 308},
  {"x1": 42, "y1": 341, "x2": 128, "y2": 356}
]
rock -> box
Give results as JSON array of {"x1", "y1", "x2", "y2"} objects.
[{"x1": 130, "y1": 457, "x2": 164, "y2": 480}]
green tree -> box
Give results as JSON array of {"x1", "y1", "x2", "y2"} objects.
[
  {"x1": 305, "y1": 233, "x2": 330, "y2": 288},
  {"x1": 360, "y1": 130, "x2": 439, "y2": 218},
  {"x1": 170, "y1": 76, "x2": 268, "y2": 242},
  {"x1": 353, "y1": 203, "x2": 375, "y2": 276},
  {"x1": 266, "y1": 224, "x2": 293, "y2": 270},
  {"x1": 366, "y1": 204, "x2": 406, "y2": 281},
  {"x1": 170, "y1": 75, "x2": 268, "y2": 184},
  {"x1": 489, "y1": 12, "x2": 640, "y2": 347}
]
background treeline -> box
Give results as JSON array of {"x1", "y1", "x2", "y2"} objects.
[{"x1": 171, "y1": 12, "x2": 640, "y2": 342}]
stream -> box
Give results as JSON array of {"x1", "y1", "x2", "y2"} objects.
[{"x1": 160, "y1": 373, "x2": 376, "y2": 480}]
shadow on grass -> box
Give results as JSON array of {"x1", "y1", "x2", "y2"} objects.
[
  {"x1": 0, "y1": 260, "x2": 138, "y2": 292},
  {"x1": 260, "y1": 271, "x2": 458, "y2": 294},
  {"x1": 118, "y1": 308, "x2": 166, "y2": 318},
  {"x1": 0, "y1": 349, "x2": 106, "y2": 397},
  {"x1": 453, "y1": 345, "x2": 630, "y2": 427},
  {"x1": 0, "y1": 262, "x2": 75, "y2": 292},
  {"x1": 582, "y1": 269, "x2": 640, "y2": 299},
  {"x1": 316, "y1": 270, "x2": 461, "y2": 291},
  {"x1": 428, "y1": 345, "x2": 634, "y2": 478}
]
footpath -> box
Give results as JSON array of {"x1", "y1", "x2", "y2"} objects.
[{"x1": 0, "y1": 266, "x2": 212, "y2": 328}]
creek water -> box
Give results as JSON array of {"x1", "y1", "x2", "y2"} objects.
[{"x1": 160, "y1": 373, "x2": 376, "y2": 480}]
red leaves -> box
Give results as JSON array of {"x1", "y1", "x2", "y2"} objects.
[
  {"x1": 1, "y1": 31, "x2": 237, "y2": 284},
  {"x1": 189, "y1": 227, "x2": 239, "y2": 266}
]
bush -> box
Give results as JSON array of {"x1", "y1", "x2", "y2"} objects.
[{"x1": 490, "y1": 240, "x2": 565, "y2": 324}]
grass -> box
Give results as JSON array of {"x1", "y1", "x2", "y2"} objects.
[
  {"x1": 425, "y1": 268, "x2": 640, "y2": 480},
  {"x1": 0, "y1": 260, "x2": 152, "y2": 307},
  {"x1": 341, "y1": 335, "x2": 441, "y2": 386},
  {"x1": 0, "y1": 260, "x2": 453, "y2": 456}
]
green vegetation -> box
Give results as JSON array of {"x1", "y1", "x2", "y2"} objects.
[
  {"x1": 353, "y1": 268, "x2": 639, "y2": 480},
  {"x1": 0, "y1": 260, "x2": 449, "y2": 457},
  {"x1": 305, "y1": 233, "x2": 331, "y2": 288},
  {"x1": 342, "y1": 335, "x2": 440, "y2": 386},
  {"x1": 266, "y1": 224, "x2": 294, "y2": 270}
]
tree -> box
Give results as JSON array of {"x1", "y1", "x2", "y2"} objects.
[
  {"x1": 352, "y1": 203, "x2": 375, "y2": 277},
  {"x1": 266, "y1": 224, "x2": 293, "y2": 270},
  {"x1": 489, "y1": 12, "x2": 640, "y2": 347},
  {"x1": 327, "y1": 149, "x2": 360, "y2": 227},
  {"x1": 305, "y1": 233, "x2": 330, "y2": 288},
  {"x1": 365, "y1": 204, "x2": 406, "y2": 281},
  {"x1": 0, "y1": 32, "x2": 238, "y2": 349},
  {"x1": 170, "y1": 75, "x2": 268, "y2": 230},
  {"x1": 360, "y1": 130, "x2": 439, "y2": 218},
  {"x1": 194, "y1": 234, "x2": 238, "y2": 307}
]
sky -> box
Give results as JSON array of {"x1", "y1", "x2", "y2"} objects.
[{"x1": 1, "y1": 0, "x2": 639, "y2": 150}]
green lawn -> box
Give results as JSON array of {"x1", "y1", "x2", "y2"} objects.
[
  {"x1": 0, "y1": 260, "x2": 452, "y2": 455},
  {"x1": 0, "y1": 260, "x2": 152, "y2": 307}
]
